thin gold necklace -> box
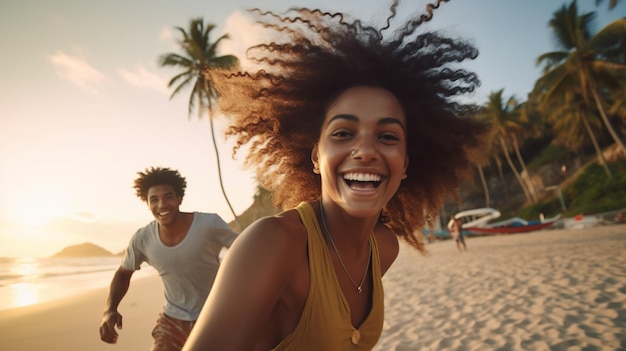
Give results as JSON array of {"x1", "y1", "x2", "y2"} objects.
[{"x1": 319, "y1": 201, "x2": 371, "y2": 293}]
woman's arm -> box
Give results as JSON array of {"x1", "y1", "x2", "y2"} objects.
[{"x1": 183, "y1": 213, "x2": 302, "y2": 350}]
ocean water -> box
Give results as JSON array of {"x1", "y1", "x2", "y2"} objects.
[{"x1": 0, "y1": 256, "x2": 156, "y2": 311}]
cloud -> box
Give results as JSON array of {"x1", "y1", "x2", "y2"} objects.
[
  {"x1": 220, "y1": 11, "x2": 266, "y2": 70},
  {"x1": 117, "y1": 65, "x2": 169, "y2": 95},
  {"x1": 48, "y1": 50, "x2": 105, "y2": 94},
  {"x1": 71, "y1": 210, "x2": 97, "y2": 222},
  {"x1": 159, "y1": 26, "x2": 179, "y2": 50},
  {"x1": 159, "y1": 26, "x2": 174, "y2": 42}
]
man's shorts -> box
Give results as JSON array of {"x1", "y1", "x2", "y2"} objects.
[{"x1": 151, "y1": 313, "x2": 196, "y2": 351}]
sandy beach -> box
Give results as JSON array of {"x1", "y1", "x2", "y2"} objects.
[
  {"x1": 1, "y1": 224, "x2": 624, "y2": 350},
  {"x1": 376, "y1": 223, "x2": 626, "y2": 351}
]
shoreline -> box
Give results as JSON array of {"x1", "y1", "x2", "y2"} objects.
[
  {"x1": 1, "y1": 224, "x2": 625, "y2": 350},
  {"x1": 0, "y1": 274, "x2": 164, "y2": 351},
  {"x1": 0, "y1": 262, "x2": 157, "y2": 312}
]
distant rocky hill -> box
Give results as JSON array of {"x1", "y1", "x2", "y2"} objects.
[{"x1": 52, "y1": 242, "x2": 114, "y2": 258}]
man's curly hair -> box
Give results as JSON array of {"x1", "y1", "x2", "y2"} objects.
[
  {"x1": 133, "y1": 167, "x2": 187, "y2": 202},
  {"x1": 208, "y1": 0, "x2": 489, "y2": 253}
]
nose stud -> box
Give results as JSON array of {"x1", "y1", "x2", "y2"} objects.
[{"x1": 351, "y1": 149, "x2": 356, "y2": 158}]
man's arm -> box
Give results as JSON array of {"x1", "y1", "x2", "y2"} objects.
[
  {"x1": 99, "y1": 266, "x2": 134, "y2": 344},
  {"x1": 213, "y1": 215, "x2": 240, "y2": 248}
]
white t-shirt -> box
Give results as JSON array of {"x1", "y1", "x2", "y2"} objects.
[{"x1": 122, "y1": 212, "x2": 238, "y2": 321}]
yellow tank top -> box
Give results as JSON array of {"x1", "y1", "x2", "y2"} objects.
[{"x1": 271, "y1": 202, "x2": 384, "y2": 351}]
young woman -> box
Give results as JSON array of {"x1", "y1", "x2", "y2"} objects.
[{"x1": 183, "y1": 1, "x2": 488, "y2": 350}]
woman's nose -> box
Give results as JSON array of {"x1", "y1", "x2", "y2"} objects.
[{"x1": 351, "y1": 139, "x2": 378, "y2": 162}]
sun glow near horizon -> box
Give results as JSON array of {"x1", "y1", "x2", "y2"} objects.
[{"x1": 7, "y1": 186, "x2": 71, "y2": 229}]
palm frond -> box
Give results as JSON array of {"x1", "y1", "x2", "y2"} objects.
[
  {"x1": 168, "y1": 74, "x2": 194, "y2": 99},
  {"x1": 536, "y1": 51, "x2": 569, "y2": 72},
  {"x1": 159, "y1": 53, "x2": 193, "y2": 68},
  {"x1": 591, "y1": 18, "x2": 626, "y2": 61}
]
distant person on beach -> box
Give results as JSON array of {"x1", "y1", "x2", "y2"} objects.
[
  {"x1": 183, "y1": 1, "x2": 488, "y2": 350},
  {"x1": 450, "y1": 216, "x2": 467, "y2": 252},
  {"x1": 99, "y1": 167, "x2": 238, "y2": 350}
]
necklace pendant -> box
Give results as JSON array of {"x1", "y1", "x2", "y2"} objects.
[{"x1": 357, "y1": 286, "x2": 362, "y2": 293}]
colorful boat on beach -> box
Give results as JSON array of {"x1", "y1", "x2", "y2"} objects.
[
  {"x1": 448, "y1": 208, "x2": 561, "y2": 235},
  {"x1": 445, "y1": 208, "x2": 501, "y2": 230},
  {"x1": 464, "y1": 216, "x2": 561, "y2": 234}
]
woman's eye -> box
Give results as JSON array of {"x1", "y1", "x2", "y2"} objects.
[
  {"x1": 331, "y1": 130, "x2": 353, "y2": 138},
  {"x1": 380, "y1": 133, "x2": 400, "y2": 142}
]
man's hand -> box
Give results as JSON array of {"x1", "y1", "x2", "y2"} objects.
[{"x1": 100, "y1": 310, "x2": 123, "y2": 343}]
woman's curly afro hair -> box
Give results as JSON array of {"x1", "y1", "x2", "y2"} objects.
[{"x1": 208, "y1": 0, "x2": 489, "y2": 253}]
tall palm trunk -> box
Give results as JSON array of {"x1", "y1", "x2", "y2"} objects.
[
  {"x1": 476, "y1": 165, "x2": 490, "y2": 207},
  {"x1": 208, "y1": 114, "x2": 242, "y2": 230},
  {"x1": 206, "y1": 81, "x2": 242, "y2": 230},
  {"x1": 499, "y1": 136, "x2": 534, "y2": 204},
  {"x1": 585, "y1": 70, "x2": 626, "y2": 156},
  {"x1": 492, "y1": 156, "x2": 506, "y2": 200},
  {"x1": 511, "y1": 134, "x2": 539, "y2": 202},
  {"x1": 494, "y1": 156, "x2": 504, "y2": 181},
  {"x1": 580, "y1": 108, "x2": 612, "y2": 177}
]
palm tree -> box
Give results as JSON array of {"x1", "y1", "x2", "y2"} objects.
[
  {"x1": 475, "y1": 164, "x2": 490, "y2": 208},
  {"x1": 159, "y1": 18, "x2": 242, "y2": 229},
  {"x1": 536, "y1": 2, "x2": 626, "y2": 157},
  {"x1": 510, "y1": 101, "x2": 543, "y2": 198},
  {"x1": 480, "y1": 90, "x2": 536, "y2": 204},
  {"x1": 545, "y1": 89, "x2": 613, "y2": 176}
]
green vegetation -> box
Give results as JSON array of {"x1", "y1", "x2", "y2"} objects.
[
  {"x1": 516, "y1": 159, "x2": 626, "y2": 219},
  {"x1": 526, "y1": 143, "x2": 570, "y2": 171},
  {"x1": 565, "y1": 159, "x2": 626, "y2": 214}
]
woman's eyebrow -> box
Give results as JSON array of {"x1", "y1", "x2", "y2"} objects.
[
  {"x1": 328, "y1": 114, "x2": 358, "y2": 124},
  {"x1": 328, "y1": 114, "x2": 406, "y2": 133},
  {"x1": 380, "y1": 117, "x2": 406, "y2": 133}
]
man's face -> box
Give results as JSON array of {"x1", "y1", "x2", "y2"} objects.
[{"x1": 146, "y1": 184, "x2": 182, "y2": 226}]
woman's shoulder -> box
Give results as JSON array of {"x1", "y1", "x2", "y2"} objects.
[
  {"x1": 231, "y1": 208, "x2": 308, "y2": 261},
  {"x1": 250, "y1": 208, "x2": 305, "y2": 237}
]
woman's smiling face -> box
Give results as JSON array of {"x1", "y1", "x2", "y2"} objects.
[{"x1": 313, "y1": 86, "x2": 408, "y2": 217}]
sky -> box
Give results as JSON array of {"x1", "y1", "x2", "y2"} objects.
[{"x1": 1, "y1": 0, "x2": 624, "y2": 258}]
